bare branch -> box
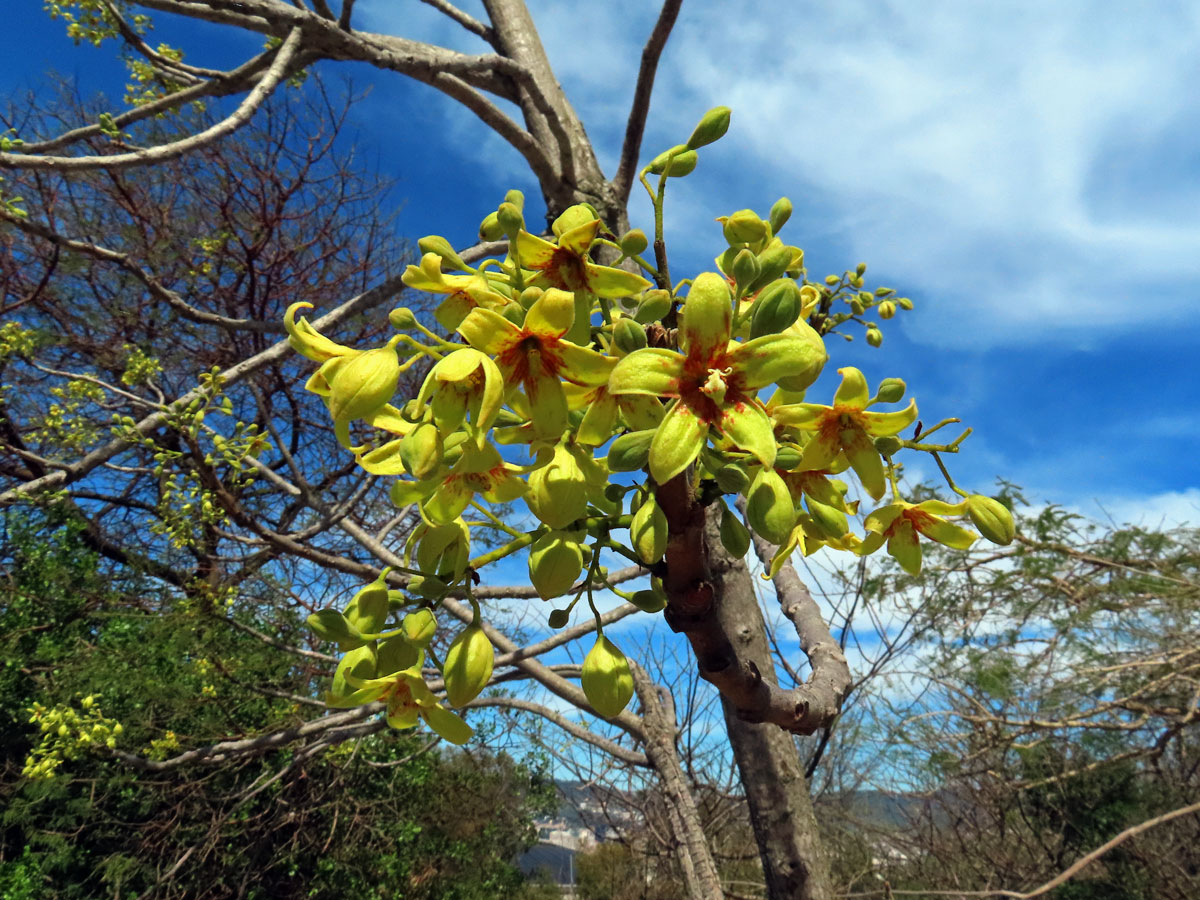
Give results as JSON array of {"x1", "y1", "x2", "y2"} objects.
[
  {"x1": 469, "y1": 696, "x2": 649, "y2": 766},
  {"x1": 612, "y1": 0, "x2": 684, "y2": 205},
  {"x1": 0, "y1": 28, "x2": 303, "y2": 172},
  {"x1": 419, "y1": 0, "x2": 497, "y2": 47}
]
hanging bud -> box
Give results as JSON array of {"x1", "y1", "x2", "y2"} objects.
[
  {"x1": 307, "y1": 609, "x2": 365, "y2": 650},
  {"x1": 807, "y1": 498, "x2": 849, "y2": 540},
  {"x1": 628, "y1": 588, "x2": 666, "y2": 613},
  {"x1": 527, "y1": 444, "x2": 588, "y2": 529},
  {"x1": 719, "y1": 209, "x2": 768, "y2": 245},
  {"x1": 582, "y1": 636, "x2": 634, "y2": 718},
  {"x1": 865, "y1": 327, "x2": 883, "y2": 348},
  {"x1": 686, "y1": 106, "x2": 731, "y2": 149},
  {"x1": 607, "y1": 429, "x2": 655, "y2": 472},
  {"x1": 344, "y1": 578, "x2": 390, "y2": 635},
  {"x1": 967, "y1": 495, "x2": 1015, "y2": 545},
  {"x1": 443, "y1": 624, "x2": 494, "y2": 708},
  {"x1": 327, "y1": 340, "x2": 401, "y2": 423},
  {"x1": 402, "y1": 609, "x2": 437, "y2": 646},
  {"x1": 746, "y1": 467, "x2": 796, "y2": 545},
  {"x1": 647, "y1": 144, "x2": 698, "y2": 176},
  {"x1": 873, "y1": 435, "x2": 903, "y2": 457},
  {"x1": 548, "y1": 608, "x2": 571, "y2": 628},
  {"x1": 612, "y1": 317, "x2": 648, "y2": 355},
  {"x1": 749, "y1": 242, "x2": 794, "y2": 292},
  {"x1": 874, "y1": 378, "x2": 906, "y2": 404},
  {"x1": 478, "y1": 211, "x2": 504, "y2": 242},
  {"x1": 619, "y1": 229, "x2": 649, "y2": 256},
  {"x1": 398, "y1": 422, "x2": 443, "y2": 480},
  {"x1": 504, "y1": 188, "x2": 525, "y2": 210},
  {"x1": 630, "y1": 492, "x2": 668, "y2": 564},
  {"x1": 775, "y1": 445, "x2": 803, "y2": 470},
  {"x1": 749, "y1": 280, "x2": 802, "y2": 338},
  {"x1": 719, "y1": 502, "x2": 751, "y2": 558},
  {"x1": 635, "y1": 290, "x2": 673, "y2": 324},
  {"x1": 714, "y1": 463, "x2": 751, "y2": 494},
  {"x1": 417, "y1": 235, "x2": 466, "y2": 271},
  {"x1": 878, "y1": 300, "x2": 896, "y2": 319},
  {"x1": 528, "y1": 531, "x2": 585, "y2": 600},
  {"x1": 389, "y1": 307, "x2": 418, "y2": 330},
  {"x1": 769, "y1": 197, "x2": 793, "y2": 234}
]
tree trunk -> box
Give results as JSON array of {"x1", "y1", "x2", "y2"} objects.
[{"x1": 708, "y1": 512, "x2": 835, "y2": 900}]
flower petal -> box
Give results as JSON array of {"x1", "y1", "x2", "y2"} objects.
[
  {"x1": 915, "y1": 515, "x2": 978, "y2": 550},
  {"x1": 719, "y1": 401, "x2": 777, "y2": 470},
  {"x1": 840, "y1": 424, "x2": 886, "y2": 500},
  {"x1": 863, "y1": 399, "x2": 919, "y2": 437},
  {"x1": 576, "y1": 389, "x2": 619, "y2": 446},
  {"x1": 649, "y1": 399, "x2": 708, "y2": 483},
  {"x1": 726, "y1": 334, "x2": 827, "y2": 392},
  {"x1": 515, "y1": 230, "x2": 558, "y2": 268},
  {"x1": 525, "y1": 368, "x2": 570, "y2": 439},
  {"x1": 356, "y1": 440, "x2": 408, "y2": 475},
  {"x1": 886, "y1": 519, "x2": 922, "y2": 575},
  {"x1": 557, "y1": 342, "x2": 617, "y2": 386},
  {"x1": 421, "y1": 704, "x2": 474, "y2": 745},
  {"x1": 608, "y1": 348, "x2": 684, "y2": 397},
  {"x1": 458, "y1": 308, "x2": 521, "y2": 355},
  {"x1": 679, "y1": 273, "x2": 732, "y2": 365},
  {"x1": 833, "y1": 367, "x2": 870, "y2": 409},
  {"x1": 587, "y1": 264, "x2": 653, "y2": 298},
  {"x1": 525, "y1": 288, "x2": 575, "y2": 337}
]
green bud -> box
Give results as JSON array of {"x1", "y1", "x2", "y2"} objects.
[
  {"x1": 714, "y1": 463, "x2": 750, "y2": 494},
  {"x1": 731, "y1": 248, "x2": 760, "y2": 289},
  {"x1": 749, "y1": 243, "x2": 795, "y2": 293},
  {"x1": 897, "y1": 297, "x2": 914, "y2": 311},
  {"x1": 582, "y1": 636, "x2": 634, "y2": 718},
  {"x1": 398, "y1": 422, "x2": 443, "y2": 480},
  {"x1": 855, "y1": 262, "x2": 867, "y2": 277},
  {"x1": 824, "y1": 274, "x2": 841, "y2": 286},
  {"x1": 519, "y1": 286, "x2": 544, "y2": 309},
  {"x1": 388, "y1": 307, "x2": 418, "y2": 330},
  {"x1": 527, "y1": 444, "x2": 588, "y2": 529},
  {"x1": 967, "y1": 495, "x2": 1015, "y2": 546},
  {"x1": 417, "y1": 235, "x2": 466, "y2": 270},
  {"x1": 552, "y1": 204, "x2": 596, "y2": 238},
  {"x1": 443, "y1": 624, "x2": 494, "y2": 708},
  {"x1": 612, "y1": 317, "x2": 648, "y2": 355},
  {"x1": 402, "y1": 608, "x2": 437, "y2": 645},
  {"x1": 746, "y1": 467, "x2": 796, "y2": 545},
  {"x1": 328, "y1": 343, "x2": 401, "y2": 423},
  {"x1": 865, "y1": 327, "x2": 883, "y2": 348},
  {"x1": 634, "y1": 290, "x2": 673, "y2": 324},
  {"x1": 849, "y1": 298, "x2": 866, "y2": 315},
  {"x1": 873, "y1": 435, "x2": 903, "y2": 457},
  {"x1": 503, "y1": 188, "x2": 525, "y2": 210},
  {"x1": 878, "y1": 300, "x2": 896, "y2": 319},
  {"x1": 307, "y1": 609, "x2": 364, "y2": 649},
  {"x1": 686, "y1": 105, "x2": 731, "y2": 149},
  {"x1": 769, "y1": 197, "x2": 793, "y2": 234},
  {"x1": 607, "y1": 430, "x2": 655, "y2": 473},
  {"x1": 619, "y1": 229, "x2": 648, "y2": 256},
  {"x1": 628, "y1": 589, "x2": 666, "y2": 613},
  {"x1": 749, "y1": 280, "x2": 802, "y2": 338},
  {"x1": 478, "y1": 211, "x2": 504, "y2": 242},
  {"x1": 548, "y1": 608, "x2": 571, "y2": 628},
  {"x1": 720, "y1": 209, "x2": 768, "y2": 245},
  {"x1": 807, "y1": 498, "x2": 849, "y2": 539},
  {"x1": 496, "y1": 201, "x2": 525, "y2": 238},
  {"x1": 648, "y1": 144, "x2": 698, "y2": 176},
  {"x1": 775, "y1": 445, "x2": 803, "y2": 470},
  {"x1": 719, "y1": 503, "x2": 751, "y2": 558},
  {"x1": 376, "y1": 635, "x2": 419, "y2": 676},
  {"x1": 528, "y1": 531, "x2": 585, "y2": 600},
  {"x1": 407, "y1": 573, "x2": 448, "y2": 599},
  {"x1": 875, "y1": 378, "x2": 906, "y2": 403},
  {"x1": 630, "y1": 492, "x2": 668, "y2": 565},
  {"x1": 344, "y1": 579, "x2": 389, "y2": 635}
]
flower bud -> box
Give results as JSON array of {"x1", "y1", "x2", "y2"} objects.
[
  {"x1": 307, "y1": 608, "x2": 365, "y2": 650},
  {"x1": 388, "y1": 307, "x2": 418, "y2": 330},
  {"x1": 402, "y1": 609, "x2": 437, "y2": 646},
  {"x1": 344, "y1": 578, "x2": 389, "y2": 635},
  {"x1": 496, "y1": 201, "x2": 525, "y2": 238},
  {"x1": 607, "y1": 429, "x2": 655, "y2": 473},
  {"x1": 731, "y1": 248, "x2": 760, "y2": 289},
  {"x1": 398, "y1": 422, "x2": 443, "y2": 480},
  {"x1": 528, "y1": 531, "x2": 585, "y2": 600},
  {"x1": 634, "y1": 290, "x2": 673, "y2": 324},
  {"x1": 582, "y1": 636, "x2": 634, "y2": 718},
  {"x1": 686, "y1": 105, "x2": 731, "y2": 149},
  {"x1": 769, "y1": 197, "x2": 793, "y2": 234},
  {"x1": 873, "y1": 435, "x2": 903, "y2": 457},
  {"x1": 376, "y1": 635, "x2": 419, "y2": 676},
  {"x1": 551, "y1": 203, "x2": 596, "y2": 238},
  {"x1": 878, "y1": 300, "x2": 896, "y2": 319},
  {"x1": 417, "y1": 235, "x2": 466, "y2": 270},
  {"x1": 967, "y1": 495, "x2": 1015, "y2": 545},
  {"x1": 407, "y1": 573, "x2": 448, "y2": 599},
  {"x1": 328, "y1": 342, "x2": 401, "y2": 423},
  {"x1": 749, "y1": 243, "x2": 794, "y2": 293},
  {"x1": 443, "y1": 624, "x2": 494, "y2": 708},
  {"x1": 527, "y1": 444, "x2": 588, "y2": 529},
  {"x1": 548, "y1": 608, "x2": 570, "y2": 628},
  {"x1": 647, "y1": 144, "x2": 698, "y2": 176},
  {"x1": 478, "y1": 211, "x2": 504, "y2": 242},
  {"x1": 775, "y1": 445, "x2": 803, "y2": 470},
  {"x1": 865, "y1": 327, "x2": 883, "y2": 348},
  {"x1": 619, "y1": 228, "x2": 649, "y2": 256},
  {"x1": 746, "y1": 467, "x2": 796, "y2": 545},
  {"x1": 504, "y1": 188, "x2": 525, "y2": 210},
  {"x1": 720, "y1": 209, "x2": 768, "y2": 245},
  {"x1": 629, "y1": 589, "x2": 666, "y2": 613},
  {"x1": 714, "y1": 463, "x2": 750, "y2": 494},
  {"x1": 719, "y1": 503, "x2": 751, "y2": 558},
  {"x1": 630, "y1": 492, "x2": 668, "y2": 564},
  {"x1": 897, "y1": 297, "x2": 914, "y2": 310},
  {"x1": 856, "y1": 262, "x2": 867, "y2": 277},
  {"x1": 849, "y1": 298, "x2": 866, "y2": 315},
  {"x1": 612, "y1": 317, "x2": 648, "y2": 355},
  {"x1": 807, "y1": 498, "x2": 849, "y2": 539},
  {"x1": 874, "y1": 378, "x2": 906, "y2": 404},
  {"x1": 749, "y1": 280, "x2": 802, "y2": 338}
]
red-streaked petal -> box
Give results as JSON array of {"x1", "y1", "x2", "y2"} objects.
[
  {"x1": 863, "y1": 399, "x2": 918, "y2": 437},
  {"x1": 679, "y1": 273, "x2": 732, "y2": 365},
  {"x1": 833, "y1": 367, "x2": 870, "y2": 409},
  {"x1": 719, "y1": 401, "x2": 777, "y2": 470},
  {"x1": 726, "y1": 334, "x2": 827, "y2": 392},
  {"x1": 457, "y1": 308, "x2": 521, "y2": 355},
  {"x1": 649, "y1": 400, "x2": 708, "y2": 484},
  {"x1": 608, "y1": 348, "x2": 684, "y2": 397}
]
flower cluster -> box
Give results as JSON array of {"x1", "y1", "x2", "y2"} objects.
[{"x1": 286, "y1": 107, "x2": 1014, "y2": 737}]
